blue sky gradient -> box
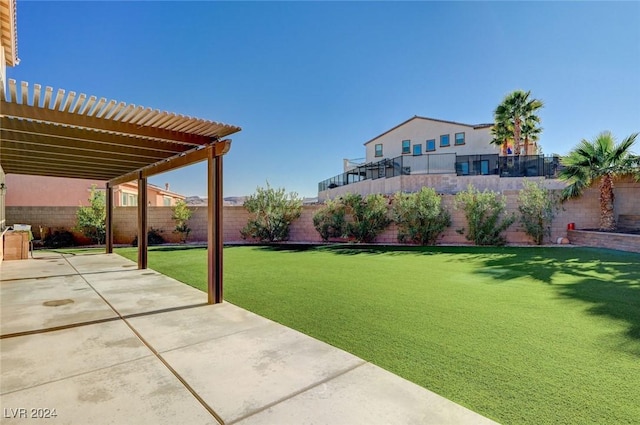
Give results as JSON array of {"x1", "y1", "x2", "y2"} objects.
[{"x1": 8, "y1": 1, "x2": 640, "y2": 197}]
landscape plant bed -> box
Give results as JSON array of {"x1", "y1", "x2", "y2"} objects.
[{"x1": 115, "y1": 245, "x2": 640, "y2": 425}]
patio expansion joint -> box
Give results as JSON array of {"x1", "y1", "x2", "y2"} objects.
[
  {"x1": 0, "y1": 353, "x2": 155, "y2": 397},
  {"x1": 157, "y1": 321, "x2": 276, "y2": 355},
  {"x1": 62, "y1": 255, "x2": 226, "y2": 425},
  {"x1": 225, "y1": 360, "x2": 369, "y2": 425}
]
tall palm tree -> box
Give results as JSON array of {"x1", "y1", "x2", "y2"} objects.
[
  {"x1": 493, "y1": 90, "x2": 543, "y2": 155},
  {"x1": 490, "y1": 121, "x2": 513, "y2": 156},
  {"x1": 559, "y1": 131, "x2": 638, "y2": 231},
  {"x1": 521, "y1": 116, "x2": 542, "y2": 155}
]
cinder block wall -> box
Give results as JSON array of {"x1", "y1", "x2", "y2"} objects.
[{"x1": 6, "y1": 180, "x2": 637, "y2": 246}]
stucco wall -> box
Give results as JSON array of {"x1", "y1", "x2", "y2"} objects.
[
  {"x1": 5, "y1": 175, "x2": 105, "y2": 207},
  {"x1": 364, "y1": 117, "x2": 496, "y2": 163},
  {"x1": 7, "y1": 182, "x2": 638, "y2": 247}
]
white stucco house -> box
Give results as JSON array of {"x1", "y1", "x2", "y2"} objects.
[
  {"x1": 362, "y1": 116, "x2": 496, "y2": 165},
  {"x1": 318, "y1": 115, "x2": 560, "y2": 200}
]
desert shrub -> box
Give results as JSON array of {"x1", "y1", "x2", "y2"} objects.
[
  {"x1": 131, "y1": 228, "x2": 166, "y2": 247},
  {"x1": 75, "y1": 185, "x2": 106, "y2": 244},
  {"x1": 342, "y1": 193, "x2": 391, "y2": 243},
  {"x1": 391, "y1": 187, "x2": 451, "y2": 245},
  {"x1": 172, "y1": 200, "x2": 193, "y2": 243},
  {"x1": 454, "y1": 185, "x2": 515, "y2": 246},
  {"x1": 518, "y1": 180, "x2": 561, "y2": 245},
  {"x1": 312, "y1": 199, "x2": 346, "y2": 241},
  {"x1": 43, "y1": 230, "x2": 75, "y2": 248},
  {"x1": 241, "y1": 182, "x2": 303, "y2": 242}
]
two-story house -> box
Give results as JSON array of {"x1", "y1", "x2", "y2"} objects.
[{"x1": 319, "y1": 115, "x2": 559, "y2": 200}]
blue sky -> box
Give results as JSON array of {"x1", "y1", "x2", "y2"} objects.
[{"x1": 8, "y1": 1, "x2": 640, "y2": 198}]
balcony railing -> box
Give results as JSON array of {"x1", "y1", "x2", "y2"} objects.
[{"x1": 318, "y1": 154, "x2": 561, "y2": 192}]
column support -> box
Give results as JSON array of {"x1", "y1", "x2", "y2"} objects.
[
  {"x1": 207, "y1": 149, "x2": 224, "y2": 304},
  {"x1": 137, "y1": 175, "x2": 148, "y2": 269},
  {"x1": 106, "y1": 182, "x2": 113, "y2": 253}
]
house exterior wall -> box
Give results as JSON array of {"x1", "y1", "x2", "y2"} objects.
[
  {"x1": 5, "y1": 174, "x2": 184, "y2": 207},
  {"x1": 5, "y1": 174, "x2": 105, "y2": 207},
  {"x1": 364, "y1": 117, "x2": 497, "y2": 163}
]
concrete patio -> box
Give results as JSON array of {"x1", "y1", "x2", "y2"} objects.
[{"x1": 1, "y1": 252, "x2": 498, "y2": 424}]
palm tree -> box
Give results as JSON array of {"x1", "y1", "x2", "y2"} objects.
[
  {"x1": 521, "y1": 116, "x2": 542, "y2": 155},
  {"x1": 559, "y1": 131, "x2": 638, "y2": 231},
  {"x1": 490, "y1": 121, "x2": 513, "y2": 156},
  {"x1": 493, "y1": 90, "x2": 543, "y2": 155}
]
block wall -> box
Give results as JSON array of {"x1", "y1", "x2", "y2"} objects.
[{"x1": 5, "y1": 179, "x2": 638, "y2": 249}]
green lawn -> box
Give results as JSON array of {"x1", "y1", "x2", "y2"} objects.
[{"x1": 116, "y1": 245, "x2": 640, "y2": 424}]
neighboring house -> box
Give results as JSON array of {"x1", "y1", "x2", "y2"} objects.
[
  {"x1": 318, "y1": 115, "x2": 559, "y2": 200},
  {"x1": 362, "y1": 116, "x2": 496, "y2": 165},
  {"x1": 5, "y1": 175, "x2": 185, "y2": 207}
]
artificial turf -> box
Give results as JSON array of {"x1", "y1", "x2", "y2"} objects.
[{"x1": 116, "y1": 245, "x2": 640, "y2": 424}]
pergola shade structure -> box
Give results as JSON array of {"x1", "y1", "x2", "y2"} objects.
[{"x1": 0, "y1": 79, "x2": 241, "y2": 303}]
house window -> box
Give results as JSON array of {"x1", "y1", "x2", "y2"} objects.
[
  {"x1": 413, "y1": 144, "x2": 422, "y2": 156},
  {"x1": 455, "y1": 132, "x2": 465, "y2": 145},
  {"x1": 473, "y1": 160, "x2": 490, "y2": 175},
  {"x1": 121, "y1": 192, "x2": 138, "y2": 206},
  {"x1": 402, "y1": 140, "x2": 411, "y2": 154},
  {"x1": 163, "y1": 196, "x2": 172, "y2": 206},
  {"x1": 440, "y1": 134, "x2": 450, "y2": 147},
  {"x1": 426, "y1": 139, "x2": 436, "y2": 152},
  {"x1": 458, "y1": 162, "x2": 470, "y2": 175},
  {"x1": 375, "y1": 144, "x2": 383, "y2": 157}
]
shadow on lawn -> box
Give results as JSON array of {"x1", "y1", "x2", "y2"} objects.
[{"x1": 473, "y1": 248, "x2": 640, "y2": 344}]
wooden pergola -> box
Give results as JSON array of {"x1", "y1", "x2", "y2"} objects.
[{"x1": 0, "y1": 79, "x2": 241, "y2": 304}]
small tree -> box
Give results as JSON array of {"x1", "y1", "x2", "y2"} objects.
[
  {"x1": 517, "y1": 180, "x2": 560, "y2": 245},
  {"x1": 454, "y1": 185, "x2": 515, "y2": 246},
  {"x1": 75, "y1": 185, "x2": 106, "y2": 244},
  {"x1": 172, "y1": 200, "x2": 193, "y2": 243},
  {"x1": 313, "y1": 198, "x2": 346, "y2": 241},
  {"x1": 241, "y1": 182, "x2": 303, "y2": 242},
  {"x1": 342, "y1": 193, "x2": 391, "y2": 243},
  {"x1": 391, "y1": 187, "x2": 451, "y2": 245}
]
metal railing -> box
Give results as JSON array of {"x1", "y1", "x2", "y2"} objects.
[{"x1": 318, "y1": 154, "x2": 561, "y2": 192}]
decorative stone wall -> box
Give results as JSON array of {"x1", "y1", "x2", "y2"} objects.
[{"x1": 567, "y1": 230, "x2": 640, "y2": 254}]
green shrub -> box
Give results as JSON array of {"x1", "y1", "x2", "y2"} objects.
[
  {"x1": 43, "y1": 229, "x2": 75, "y2": 248},
  {"x1": 454, "y1": 185, "x2": 515, "y2": 246},
  {"x1": 172, "y1": 200, "x2": 193, "y2": 243},
  {"x1": 313, "y1": 199, "x2": 346, "y2": 241},
  {"x1": 391, "y1": 187, "x2": 451, "y2": 245},
  {"x1": 518, "y1": 180, "x2": 561, "y2": 245},
  {"x1": 241, "y1": 182, "x2": 303, "y2": 242},
  {"x1": 75, "y1": 185, "x2": 106, "y2": 244},
  {"x1": 131, "y1": 227, "x2": 166, "y2": 247},
  {"x1": 342, "y1": 193, "x2": 391, "y2": 243}
]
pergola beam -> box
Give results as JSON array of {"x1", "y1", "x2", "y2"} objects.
[{"x1": 109, "y1": 140, "x2": 231, "y2": 186}]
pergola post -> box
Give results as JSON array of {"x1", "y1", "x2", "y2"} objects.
[
  {"x1": 105, "y1": 182, "x2": 113, "y2": 254},
  {"x1": 137, "y1": 174, "x2": 148, "y2": 269},
  {"x1": 207, "y1": 147, "x2": 224, "y2": 304}
]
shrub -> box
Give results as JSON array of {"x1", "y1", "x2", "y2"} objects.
[
  {"x1": 312, "y1": 199, "x2": 346, "y2": 241},
  {"x1": 391, "y1": 187, "x2": 451, "y2": 245},
  {"x1": 342, "y1": 193, "x2": 391, "y2": 243},
  {"x1": 172, "y1": 200, "x2": 193, "y2": 243},
  {"x1": 75, "y1": 185, "x2": 106, "y2": 244},
  {"x1": 518, "y1": 180, "x2": 561, "y2": 245},
  {"x1": 43, "y1": 229, "x2": 75, "y2": 248},
  {"x1": 241, "y1": 182, "x2": 303, "y2": 242},
  {"x1": 454, "y1": 185, "x2": 515, "y2": 246},
  {"x1": 131, "y1": 228, "x2": 166, "y2": 247}
]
